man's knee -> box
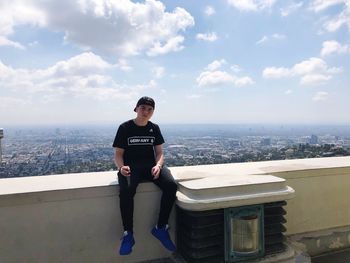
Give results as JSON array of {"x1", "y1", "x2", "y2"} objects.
[
  {"x1": 163, "y1": 180, "x2": 177, "y2": 195},
  {"x1": 119, "y1": 186, "x2": 137, "y2": 198},
  {"x1": 160, "y1": 168, "x2": 177, "y2": 193}
]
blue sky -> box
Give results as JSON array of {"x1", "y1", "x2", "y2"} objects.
[{"x1": 0, "y1": 0, "x2": 349, "y2": 125}]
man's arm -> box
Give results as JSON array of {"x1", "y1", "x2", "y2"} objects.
[
  {"x1": 114, "y1": 147, "x2": 130, "y2": 176},
  {"x1": 151, "y1": 144, "x2": 164, "y2": 179},
  {"x1": 155, "y1": 144, "x2": 164, "y2": 167}
]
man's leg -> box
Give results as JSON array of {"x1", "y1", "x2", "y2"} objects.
[
  {"x1": 118, "y1": 170, "x2": 142, "y2": 255},
  {"x1": 118, "y1": 171, "x2": 140, "y2": 232},
  {"x1": 152, "y1": 166, "x2": 178, "y2": 228},
  {"x1": 151, "y1": 166, "x2": 177, "y2": 251}
]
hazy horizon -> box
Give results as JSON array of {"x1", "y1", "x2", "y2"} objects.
[
  {"x1": 2, "y1": 122, "x2": 350, "y2": 127},
  {"x1": 3, "y1": 123, "x2": 350, "y2": 138}
]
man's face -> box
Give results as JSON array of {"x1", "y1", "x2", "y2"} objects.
[{"x1": 136, "y1": 104, "x2": 154, "y2": 120}]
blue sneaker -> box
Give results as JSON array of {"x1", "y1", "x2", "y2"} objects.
[
  {"x1": 119, "y1": 231, "x2": 135, "y2": 255},
  {"x1": 151, "y1": 225, "x2": 176, "y2": 252}
]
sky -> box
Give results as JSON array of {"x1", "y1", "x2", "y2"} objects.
[{"x1": 0, "y1": 0, "x2": 350, "y2": 126}]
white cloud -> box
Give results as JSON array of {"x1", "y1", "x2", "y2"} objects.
[
  {"x1": 197, "y1": 71, "x2": 235, "y2": 87},
  {"x1": 196, "y1": 32, "x2": 218, "y2": 42},
  {"x1": 46, "y1": 52, "x2": 112, "y2": 77},
  {"x1": 147, "y1": 36, "x2": 185, "y2": 56},
  {"x1": 0, "y1": 52, "x2": 152, "y2": 102},
  {"x1": 263, "y1": 57, "x2": 342, "y2": 85},
  {"x1": 312, "y1": 91, "x2": 328, "y2": 101},
  {"x1": 235, "y1": 76, "x2": 255, "y2": 86},
  {"x1": 321, "y1": 40, "x2": 350, "y2": 56},
  {"x1": 152, "y1": 67, "x2": 165, "y2": 79},
  {"x1": 324, "y1": 7, "x2": 350, "y2": 32},
  {"x1": 199, "y1": 59, "x2": 254, "y2": 87},
  {"x1": 281, "y1": 2, "x2": 303, "y2": 17},
  {"x1": 272, "y1": 33, "x2": 286, "y2": 39},
  {"x1": 0, "y1": 1, "x2": 46, "y2": 50},
  {"x1": 300, "y1": 74, "x2": 332, "y2": 85},
  {"x1": 309, "y1": 0, "x2": 350, "y2": 33},
  {"x1": 196, "y1": 70, "x2": 254, "y2": 88},
  {"x1": 0, "y1": 1, "x2": 46, "y2": 35},
  {"x1": 204, "y1": 6, "x2": 216, "y2": 16},
  {"x1": 285, "y1": 89, "x2": 293, "y2": 94},
  {"x1": 256, "y1": 36, "x2": 268, "y2": 45},
  {"x1": 28, "y1": 41, "x2": 39, "y2": 47},
  {"x1": 0, "y1": 0, "x2": 194, "y2": 56},
  {"x1": 0, "y1": 36, "x2": 25, "y2": 49},
  {"x1": 327, "y1": 66, "x2": 343, "y2": 74},
  {"x1": 292, "y1": 57, "x2": 329, "y2": 75},
  {"x1": 116, "y1": 59, "x2": 132, "y2": 72},
  {"x1": 0, "y1": 60, "x2": 24, "y2": 81},
  {"x1": 206, "y1": 59, "x2": 227, "y2": 71},
  {"x1": 227, "y1": 0, "x2": 277, "y2": 12},
  {"x1": 256, "y1": 34, "x2": 286, "y2": 45},
  {"x1": 310, "y1": 0, "x2": 345, "y2": 12},
  {"x1": 230, "y1": 64, "x2": 242, "y2": 73},
  {"x1": 262, "y1": 67, "x2": 291, "y2": 78},
  {"x1": 227, "y1": 0, "x2": 258, "y2": 11}
]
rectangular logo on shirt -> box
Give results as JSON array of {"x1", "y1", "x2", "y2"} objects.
[{"x1": 128, "y1": 136, "x2": 155, "y2": 145}]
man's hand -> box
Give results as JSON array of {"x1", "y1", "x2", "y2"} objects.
[
  {"x1": 120, "y1": 166, "x2": 131, "y2": 177},
  {"x1": 151, "y1": 164, "x2": 161, "y2": 180}
]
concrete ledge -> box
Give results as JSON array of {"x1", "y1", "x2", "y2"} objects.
[
  {"x1": 1, "y1": 156, "x2": 349, "y2": 196},
  {"x1": 0, "y1": 178, "x2": 175, "y2": 263},
  {"x1": 176, "y1": 174, "x2": 294, "y2": 211},
  {"x1": 0, "y1": 171, "x2": 118, "y2": 196},
  {"x1": 178, "y1": 174, "x2": 286, "y2": 198},
  {"x1": 170, "y1": 156, "x2": 350, "y2": 181},
  {"x1": 0, "y1": 178, "x2": 159, "y2": 207},
  {"x1": 177, "y1": 186, "x2": 294, "y2": 211}
]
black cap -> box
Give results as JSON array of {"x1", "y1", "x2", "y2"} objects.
[{"x1": 134, "y1": 96, "x2": 155, "y2": 112}]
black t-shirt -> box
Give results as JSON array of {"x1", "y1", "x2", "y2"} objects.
[{"x1": 112, "y1": 120, "x2": 165, "y2": 166}]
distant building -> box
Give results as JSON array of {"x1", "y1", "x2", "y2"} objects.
[
  {"x1": 0, "y1": 128, "x2": 3, "y2": 163},
  {"x1": 229, "y1": 140, "x2": 241, "y2": 147},
  {"x1": 261, "y1": 138, "x2": 271, "y2": 146},
  {"x1": 285, "y1": 148, "x2": 294, "y2": 159},
  {"x1": 310, "y1": 134, "x2": 318, "y2": 145}
]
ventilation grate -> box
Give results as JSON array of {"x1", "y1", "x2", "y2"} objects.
[
  {"x1": 176, "y1": 207, "x2": 225, "y2": 263},
  {"x1": 264, "y1": 201, "x2": 288, "y2": 255}
]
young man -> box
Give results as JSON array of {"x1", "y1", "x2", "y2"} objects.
[{"x1": 113, "y1": 96, "x2": 178, "y2": 255}]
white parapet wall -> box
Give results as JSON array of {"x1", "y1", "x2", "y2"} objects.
[
  {"x1": 274, "y1": 166, "x2": 350, "y2": 235},
  {"x1": 0, "y1": 156, "x2": 350, "y2": 262},
  {"x1": 0, "y1": 172, "x2": 175, "y2": 263}
]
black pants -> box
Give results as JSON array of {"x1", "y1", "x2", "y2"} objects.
[{"x1": 118, "y1": 165, "x2": 177, "y2": 232}]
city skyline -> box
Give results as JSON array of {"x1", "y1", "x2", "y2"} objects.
[
  {"x1": 1, "y1": 124, "x2": 349, "y2": 178},
  {"x1": 1, "y1": 0, "x2": 350, "y2": 125}
]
